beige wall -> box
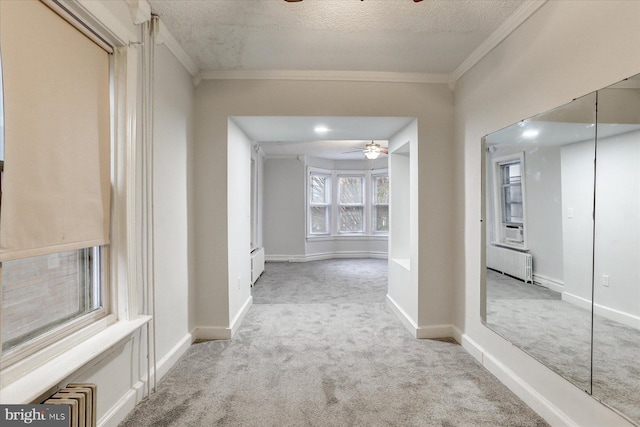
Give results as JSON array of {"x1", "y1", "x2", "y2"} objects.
[
  {"x1": 193, "y1": 80, "x2": 455, "y2": 330},
  {"x1": 454, "y1": 1, "x2": 640, "y2": 425},
  {"x1": 152, "y1": 43, "x2": 195, "y2": 365}
]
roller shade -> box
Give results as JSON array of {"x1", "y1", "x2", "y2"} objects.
[{"x1": 0, "y1": 0, "x2": 111, "y2": 262}]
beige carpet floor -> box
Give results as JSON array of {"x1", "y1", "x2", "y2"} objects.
[{"x1": 120, "y1": 259, "x2": 548, "y2": 426}]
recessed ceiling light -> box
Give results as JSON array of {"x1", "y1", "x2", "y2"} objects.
[
  {"x1": 314, "y1": 126, "x2": 329, "y2": 133},
  {"x1": 522, "y1": 129, "x2": 539, "y2": 139}
]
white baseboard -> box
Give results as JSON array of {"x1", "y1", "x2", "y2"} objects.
[
  {"x1": 98, "y1": 380, "x2": 144, "y2": 427},
  {"x1": 562, "y1": 292, "x2": 640, "y2": 329},
  {"x1": 386, "y1": 294, "x2": 418, "y2": 337},
  {"x1": 533, "y1": 274, "x2": 564, "y2": 293},
  {"x1": 192, "y1": 296, "x2": 254, "y2": 340},
  {"x1": 193, "y1": 326, "x2": 232, "y2": 340},
  {"x1": 459, "y1": 333, "x2": 578, "y2": 427},
  {"x1": 266, "y1": 251, "x2": 388, "y2": 263},
  {"x1": 98, "y1": 332, "x2": 195, "y2": 427},
  {"x1": 416, "y1": 324, "x2": 457, "y2": 339},
  {"x1": 230, "y1": 296, "x2": 253, "y2": 337},
  {"x1": 154, "y1": 332, "x2": 194, "y2": 383},
  {"x1": 265, "y1": 254, "x2": 306, "y2": 262},
  {"x1": 385, "y1": 295, "x2": 459, "y2": 340}
]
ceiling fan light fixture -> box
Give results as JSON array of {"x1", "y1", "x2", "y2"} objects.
[
  {"x1": 364, "y1": 150, "x2": 380, "y2": 160},
  {"x1": 364, "y1": 142, "x2": 381, "y2": 160}
]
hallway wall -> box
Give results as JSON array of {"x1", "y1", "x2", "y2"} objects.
[
  {"x1": 194, "y1": 79, "x2": 454, "y2": 333},
  {"x1": 262, "y1": 156, "x2": 389, "y2": 261},
  {"x1": 453, "y1": 1, "x2": 640, "y2": 426}
]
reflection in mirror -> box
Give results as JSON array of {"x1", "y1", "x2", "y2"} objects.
[
  {"x1": 592, "y1": 74, "x2": 640, "y2": 423},
  {"x1": 483, "y1": 93, "x2": 597, "y2": 392}
]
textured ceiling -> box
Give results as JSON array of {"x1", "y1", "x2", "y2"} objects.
[{"x1": 148, "y1": 0, "x2": 525, "y2": 74}]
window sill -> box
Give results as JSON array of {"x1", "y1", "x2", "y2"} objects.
[
  {"x1": 307, "y1": 235, "x2": 388, "y2": 242},
  {"x1": 0, "y1": 316, "x2": 151, "y2": 404}
]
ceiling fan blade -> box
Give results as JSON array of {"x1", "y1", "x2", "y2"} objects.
[{"x1": 380, "y1": 147, "x2": 389, "y2": 154}]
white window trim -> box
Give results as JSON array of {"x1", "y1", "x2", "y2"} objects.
[
  {"x1": 336, "y1": 172, "x2": 366, "y2": 235},
  {"x1": 306, "y1": 167, "x2": 389, "y2": 239},
  {"x1": 491, "y1": 152, "x2": 528, "y2": 249},
  {"x1": 0, "y1": 3, "x2": 150, "y2": 399},
  {"x1": 372, "y1": 169, "x2": 389, "y2": 235},
  {"x1": 308, "y1": 167, "x2": 332, "y2": 236}
]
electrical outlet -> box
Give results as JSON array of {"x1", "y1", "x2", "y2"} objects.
[{"x1": 602, "y1": 275, "x2": 609, "y2": 287}]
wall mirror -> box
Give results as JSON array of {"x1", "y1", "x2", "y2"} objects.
[{"x1": 483, "y1": 73, "x2": 640, "y2": 424}]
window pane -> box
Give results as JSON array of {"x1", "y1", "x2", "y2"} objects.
[
  {"x1": 375, "y1": 206, "x2": 389, "y2": 232},
  {"x1": 375, "y1": 175, "x2": 389, "y2": 204},
  {"x1": 503, "y1": 184, "x2": 522, "y2": 204},
  {"x1": 1, "y1": 247, "x2": 101, "y2": 352},
  {"x1": 339, "y1": 176, "x2": 363, "y2": 204},
  {"x1": 501, "y1": 162, "x2": 521, "y2": 185},
  {"x1": 310, "y1": 206, "x2": 328, "y2": 234},
  {"x1": 339, "y1": 206, "x2": 363, "y2": 233},
  {"x1": 310, "y1": 175, "x2": 329, "y2": 204},
  {"x1": 506, "y1": 203, "x2": 524, "y2": 223}
]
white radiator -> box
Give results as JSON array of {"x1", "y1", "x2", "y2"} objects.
[
  {"x1": 43, "y1": 383, "x2": 96, "y2": 427},
  {"x1": 487, "y1": 245, "x2": 533, "y2": 283},
  {"x1": 251, "y1": 247, "x2": 265, "y2": 284}
]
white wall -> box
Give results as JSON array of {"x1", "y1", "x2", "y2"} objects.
[
  {"x1": 560, "y1": 140, "x2": 595, "y2": 303},
  {"x1": 152, "y1": 43, "x2": 194, "y2": 364},
  {"x1": 388, "y1": 120, "x2": 418, "y2": 328},
  {"x1": 227, "y1": 119, "x2": 253, "y2": 331},
  {"x1": 194, "y1": 79, "x2": 454, "y2": 335},
  {"x1": 263, "y1": 157, "x2": 307, "y2": 257},
  {"x1": 454, "y1": 1, "x2": 640, "y2": 426},
  {"x1": 594, "y1": 130, "x2": 640, "y2": 320}
]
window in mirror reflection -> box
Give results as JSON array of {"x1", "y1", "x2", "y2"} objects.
[{"x1": 492, "y1": 153, "x2": 526, "y2": 248}]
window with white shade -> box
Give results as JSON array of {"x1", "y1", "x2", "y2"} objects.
[{"x1": 0, "y1": 0, "x2": 111, "y2": 361}]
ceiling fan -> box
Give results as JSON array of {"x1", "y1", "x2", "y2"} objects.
[{"x1": 344, "y1": 141, "x2": 389, "y2": 160}]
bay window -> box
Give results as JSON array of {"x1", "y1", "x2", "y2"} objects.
[
  {"x1": 373, "y1": 174, "x2": 390, "y2": 233},
  {"x1": 307, "y1": 168, "x2": 388, "y2": 237},
  {"x1": 309, "y1": 172, "x2": 331, "y2": 235},
  {"x1": 338, "y1": 175, "x2": 364, "y2": 233}
]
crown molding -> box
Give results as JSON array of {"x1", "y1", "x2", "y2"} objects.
[
  {"x1": 147, "y1": 0, "x2": 547, "y2": 88},
  {"x1": 126, "y1": 0, "x2": 151, "y2": 25},
  {"x1": 156, "y1": 20, "x2": 200, "y2": 79},
  {"x1": 449, "y1": 0, "x2": 548, "y2": 86},
  {"x1": 200, "y1": 70, "x2": 449, "y2": 84}
]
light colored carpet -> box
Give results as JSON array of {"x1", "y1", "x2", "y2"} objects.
[
  {"x1": 120, "y1": 259, "x2": 548, "y2": 426},
  {"x1": 252, "y1": 258, "x2": 388, "y2": 304},
  {"x1": 486, "y1": 269, "x2": 640, "y2": 424}
]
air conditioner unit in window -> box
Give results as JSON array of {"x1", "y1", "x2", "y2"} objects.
[{"x1": 503, "y1": 224, "x2": 523, "y2": 243}]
